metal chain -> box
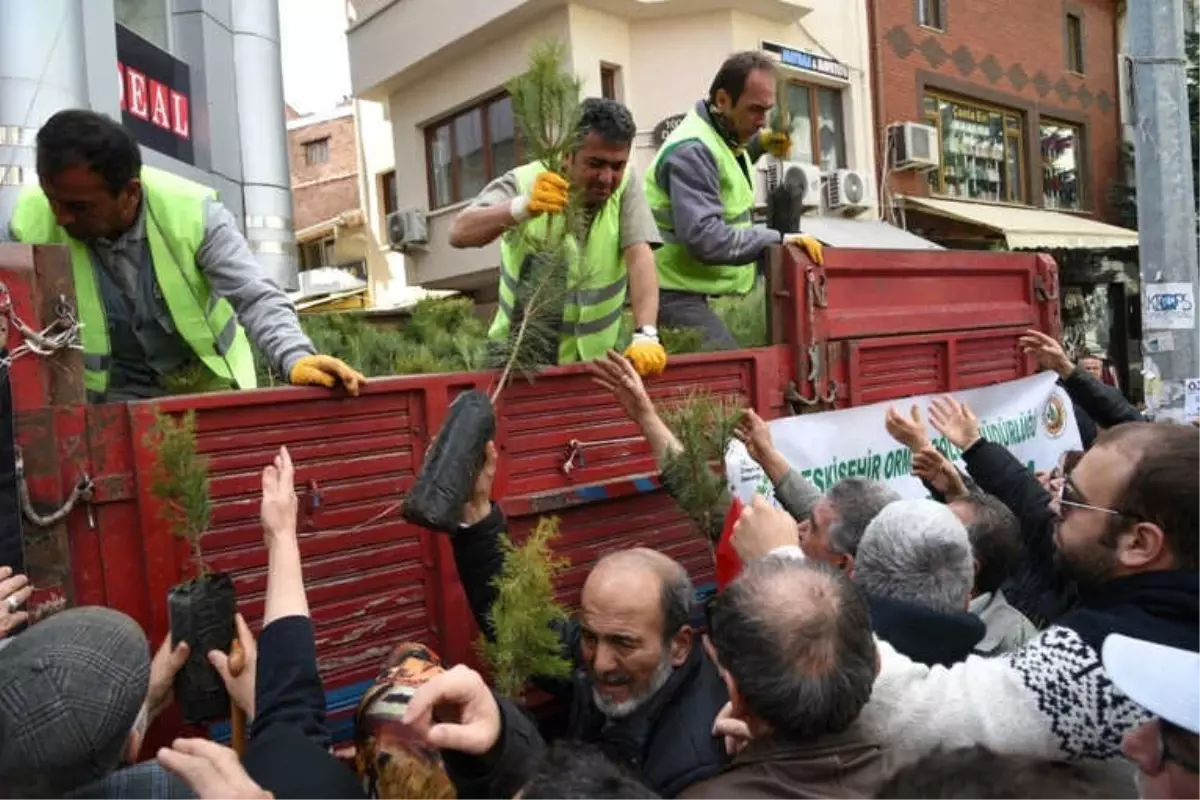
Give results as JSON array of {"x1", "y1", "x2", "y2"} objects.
[
  {"x1": 15, "y1": 447, "x2": 94, "y2": 529},
  {"x1": 0, "y1": 284, "x2": 84, "y2": 370}
]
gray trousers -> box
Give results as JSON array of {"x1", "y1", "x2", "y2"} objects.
[{"x1": 658, "y1": 289, "x2": 740, "y2": 350}]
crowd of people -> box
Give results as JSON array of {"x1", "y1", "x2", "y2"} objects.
[
  {"x1": 0, "y1": 319, "x2": 1194, "y2": 799},
  {"x1": 0, "y1": 40, "x2": 1195, "y2": 800}
]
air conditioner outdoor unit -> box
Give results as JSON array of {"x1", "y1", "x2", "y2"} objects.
[
  {"x1": 386, "y1": 208, "x2": 428, "y2": 250},
  {"x1": 823, "y1": 169, "x2": 872, "y2": 214},
  {"x1": 754, "y1": 160, "x2": 822, "y2": 211},
  {"x1": 889, "y1": 122, "x2": 939, "y2": 171}
]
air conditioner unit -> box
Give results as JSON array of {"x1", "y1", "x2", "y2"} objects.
[
  {"x1": 386, "y1": 208, "x2": 428, "y2": 250},
  {"x1": 888, "y1": 122, "x2": 939, "y2": 171},
  {"x1": 754, "y1": 160, "x2": 822, "y2": 211},
  {"x1": 822, "y1": 169, "x2": 872, "y2": 214}
]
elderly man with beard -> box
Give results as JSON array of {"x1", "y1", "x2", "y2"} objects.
[{"x1": 419, "y1": 442, "x2": 728, "y2": 798}]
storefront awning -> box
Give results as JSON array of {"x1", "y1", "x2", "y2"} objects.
[
  {"x1": 901, "y1": 196, "x2": 1139, "y2": 250},
  {"x1": 799, "y1": 217, "x2": 944, "y2": 250}
]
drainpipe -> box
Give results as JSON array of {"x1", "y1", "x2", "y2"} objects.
[
  {"x1": 230, "y1": 2, "x2": 298, "y2": 291},
  {"x1": 865, "y1": 0, "x2": 891, "y2": 222}
]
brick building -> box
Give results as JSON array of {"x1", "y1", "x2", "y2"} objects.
[
  {"x1": 867, "y1": 0, "x2": 1142, "y2": 391},
  {"x1": 286, "y1": 103, "x2": 367, "y2": 284},
  {"x1": 868, "y1": 0, "x2": 1136, "y2": 249}
]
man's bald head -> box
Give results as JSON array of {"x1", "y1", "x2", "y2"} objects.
[
  {"x1": 710, "y1": 556, "x2": 876, "y2": 739},
  {"x1": 588, "y1": 548, "x2": 694, "y2": 641}
]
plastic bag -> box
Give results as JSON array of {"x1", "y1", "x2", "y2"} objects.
[
  {"x1": 403, "y1": 390, "x2": 495, "y2": 532},
  {"x1": 168, "y1": 572, "x2": 236, "y2": 724}
]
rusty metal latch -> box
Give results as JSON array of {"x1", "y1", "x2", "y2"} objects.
[
  {"x1": 15, "y1": 447, "x2": 94, "y2": 529},
  {"x1": 1035, "y1": 275, "x2": 1059, "y2": 303},
  {"x1": 562, "y1": 436, "x2": 644, "y2": 475}
]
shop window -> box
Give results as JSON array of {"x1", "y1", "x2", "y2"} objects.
[
  {"x1": 774, "y1": 82, "x2": 847, "y2": 172},
  {"x1": 917, "y1": 0, "x2": 946, "y2": 31},
  {"x1": 1040, "y1": 121, "x2": 1083, "y2": 210},
  {"x1": 304, "y1": 137, "x2": 330, "y2": 166},
  {"x1": 425, "y1": 93, "x2": 523, "y2": 209},
  {"x1": 1066, "y1": 13, "x2": 1085, "y2": 74},
  {"x1": 116, "y1": 0, "x2": 170, "y2": 51},
  {"x1": 923, "y1": 93, "x2": 1025, "y2": 204}
]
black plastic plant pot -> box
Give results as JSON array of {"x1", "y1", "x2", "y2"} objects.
[
  {"x1": 403, "y1": 389, "x2": 496, "y2": 532},
  {"x1": 168, "y1": 571, "x2": 236, "y2": 724}
]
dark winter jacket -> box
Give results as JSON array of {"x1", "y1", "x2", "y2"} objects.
[
  {"x1": 445, "y1": 504, "x2": 729, "y2": 798},
  {"x1": 866, "y1": 594, "x2": 986, "y2": 667}
]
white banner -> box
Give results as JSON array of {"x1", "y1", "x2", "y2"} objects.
[{"x1": 725, "y1": 372, "x2": 1083, "y2": 504}]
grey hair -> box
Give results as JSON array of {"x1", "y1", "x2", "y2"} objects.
[
  {"x1": 709, "y1": 556, "x2": 877, "y2": 739},
  {"x1": 826, "y1": 478, "x2": 902, "y2": 556},
  {"x1": 854, "y1": 499, "x2": 974, "y2": 614}
]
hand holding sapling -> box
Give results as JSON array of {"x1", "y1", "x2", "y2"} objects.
[
  {"x1": 208, "y1": 613, "x2": 257, "y2": 720},
  {"x1": 461, "y1": 442, "x2": 498, "y2": 528}
]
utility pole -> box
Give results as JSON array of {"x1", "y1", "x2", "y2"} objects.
[{"x1": 1128, "y1": 0, "x2": 1200, "y2": 422}]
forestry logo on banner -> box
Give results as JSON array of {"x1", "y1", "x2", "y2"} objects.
[{"x1": 1042, "y1": 393, "x2": 1068, "y2": 439}]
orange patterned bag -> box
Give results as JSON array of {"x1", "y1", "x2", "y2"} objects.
[{"x1": 354, "y1": 642, "x2": 457, "y2": 799}]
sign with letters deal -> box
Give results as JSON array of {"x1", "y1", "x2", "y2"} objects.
[{"x1": 116, "y1": 24, "x2": 194, "y2": 165}]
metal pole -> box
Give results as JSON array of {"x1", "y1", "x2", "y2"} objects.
[{"x1": 1128, "y1": 0, "x2": 1199, "y2": 422}]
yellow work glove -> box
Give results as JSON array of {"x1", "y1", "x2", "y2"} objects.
[
  {"x1": 623, "y1": 328, "x2": 667, "y2": 378},
  {"x1": 509, "y1": 171, "x2": 570, "y2": 222},
  {"x1": 783, "y1": 233, "x2": 824, "y2": 265},
  {"x1": 759, "y1": 129, "x2": 792, "y2": 159},
  {"x1": 289, "y1": 354, "x2": 367, "y2": 396}
]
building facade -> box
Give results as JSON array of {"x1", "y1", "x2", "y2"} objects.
[
  {"x1": 869, "y1": 0, "x2": 1134, "y2": 247},
  {"x1": 346, "y1": 0, "x2": 878, "y2": 300},
  {"x1": 285, "y1": 100, "x2": 417, "y2": 309},
  {"x1": 0, "y1": 0, "x2": 297, "y2": 289}
]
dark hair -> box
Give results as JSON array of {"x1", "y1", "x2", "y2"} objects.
[
  {"x1": 875, "y1": 746, "x2": 1120, "y2": 798},
  {"x1": 710, "y1": 557, "x2": 876, "y2": 739},
  {"x1": 1098, "y1": 422, "x2": 1200, "y2": 570},
  {"x1": 827, "y1": 478, "x2": 901, "y2": 556},
  {"x1": 952, "y1": 493, "x2": 1021, "y2": 595},
  {"x1": 708, "y1": 51, "x2": 776, "y2": 105},
  {"x1": 520, "y1": 742, "x2": 659, "y2": 799},
  {"x1": 577, "y1": 97, "x2": 636, "y2": 147},
  {"x1": 36, "y1": 109, "x2": 141, "y2": 195}
]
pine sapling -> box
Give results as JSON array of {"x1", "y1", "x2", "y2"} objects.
[
  {"x1": 479, "y1": 516, "x2": 573, "y2": 700},
  {"x1": 148, "y1": 409, "x2": 212, "y2": 576},
  {"x1": 659, "y1": 393, "x2": 744, "y2": 552}
]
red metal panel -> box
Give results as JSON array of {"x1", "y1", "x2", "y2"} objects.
[{"x1": 135, "y1": 383, "x2": 445, "y2": 686}]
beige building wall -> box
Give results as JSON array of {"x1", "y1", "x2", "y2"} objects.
[{"x1": 348, "y1": 0, "x2": 875, "y2": 295}]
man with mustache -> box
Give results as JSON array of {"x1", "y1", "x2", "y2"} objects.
[{"x1": 421, "y1": 442, "x2": 728, "y2": 798}]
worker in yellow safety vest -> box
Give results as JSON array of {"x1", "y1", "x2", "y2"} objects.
[
  {"x1": 448, "y1": 97, "x2": 667, "y2": 378},
  {"x1": 4, "y1": 109, "x2": 365, "y2": 403},
  {"x1": 644, "y1": 51, "x2": 824, "y2": 350}
]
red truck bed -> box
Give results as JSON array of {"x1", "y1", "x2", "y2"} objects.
[{"x1": 0, "y1": 242, "x2": 1059, "y2": 743}]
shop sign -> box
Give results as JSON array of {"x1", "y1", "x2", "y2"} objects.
[
  {"x1": 652, "y1": 114, "x2": 687, "y2": 147},
  {"x1": 116, "y1": 24, "x2": 194, "y2": 165},
  {"x1": 761, "y1": 41, "x2": 850, "y2": 82}
]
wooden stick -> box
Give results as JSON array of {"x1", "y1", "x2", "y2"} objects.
[{"x1": 228, "y1": 639, "x2": 247, "y2": 756}]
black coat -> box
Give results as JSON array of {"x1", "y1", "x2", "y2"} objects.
[
  {"x1": 866, "y1": 594, "x2": 985, "y2": 667},
  {"x1": 446, "y1": 504, "x2": 728, "y2": 798}
]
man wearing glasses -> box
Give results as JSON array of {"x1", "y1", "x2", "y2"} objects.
[
  {"x1": 842, "y1": 402, "x2": 1200, "y2": 772},
  {"x1": 1103, "y1": 633, "x2": 1199, "y2": 799}
]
